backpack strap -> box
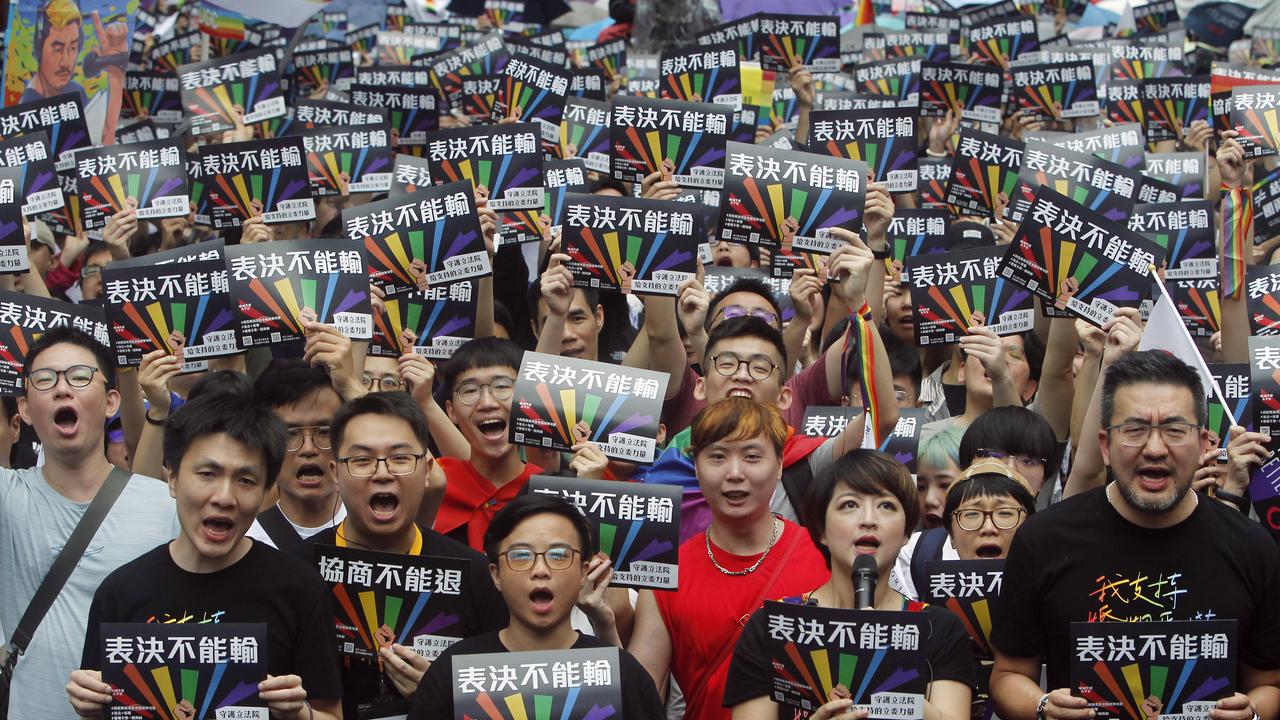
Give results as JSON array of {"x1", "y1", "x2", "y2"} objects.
[
  {"x1": 256, "y1": 505, "x2": 305, "y2": 553},
  {"x1": 909, "y1": 527, "x2": 949, "y2": 600}
]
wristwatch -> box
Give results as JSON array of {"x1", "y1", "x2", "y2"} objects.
[{"x1": 1036, "y1": 692, "x2": 1051, "y2": 720}]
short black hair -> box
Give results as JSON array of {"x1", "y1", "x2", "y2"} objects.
[
  {"x1": 162, "y1": 392, "x2": 287, "y2": 489},
  {"x1": 799, "y1": 450, "x2": 919, "y2": 569},
  {"x1": 83, "y1": 240, "x2": 113, "y2": 264},
  {"x1": 706, "y1": 277, "x2": 783, "y2": 332},
  {"x1": 188, "y1": 371, "x2": 254, "y2": 401},
  {"x1": 958, "y1": 406, "x2": 1061, "y2": 486},
  {"x1": 1101, "y1": 350, "x2": 1207, "y2": 427},
  {"x1": 493, "y1": 299, "x2": 515, "y2": 339},
  {"x1": 254, "y1": 360, "x2": 335, "y2": 410},
  {"x1": 330, "y1": 391, "x2": 432, "y2": 455},
  {"x1": 0, "y1": 396, "x2": 17, "y2": 420},
  {"x1": 704, "y1": 316, "x2": 788, "y2": 371},
  {"x1": 441, "y1": 336, "x2": 524, "y2": 397},
  {"x1": 884, "y1": 331, "x2": 922, "y2": 393},
  {"x1": 942, "y1": 474, "x2": 1036, "y2": 533},
  {"x1": 483, "y1": 493, "x2": 594, "y2": 565},
  {"x1": 24, "y1": 326, "x2": 116, "y2": 393}
]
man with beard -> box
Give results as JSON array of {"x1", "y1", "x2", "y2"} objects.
[{"x1": 989, "y1": 351, "x2": 1280, "y2": 720}]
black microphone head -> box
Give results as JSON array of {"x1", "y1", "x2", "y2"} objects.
[{"x1": 853, "y1": 553, "x2": 879, "y2": 579}]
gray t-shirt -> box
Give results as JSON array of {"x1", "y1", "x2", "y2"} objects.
[{"x1": 0, "y1": 467, "x2": 178, "y2": 718}]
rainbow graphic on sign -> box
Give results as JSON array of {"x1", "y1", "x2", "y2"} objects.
[
  {"x1": 970, "y1": 31, "x2": 1038, "y2": 69},
  {"x1": 723, "y1": 176, "x2": 863, "y2": 246},
  {"x1": 107, "y1": 285, "x2": 235, "y2": 365},
  {"x1": 1145, "y1": 92, "x2": 1210, "y2": 141},
  {"x1": 921, "y1": 73, "x2": 1002, "y2": 119},
  {"x1": 1172, "y1": 282, "x2": 1219, "y2": 337},
  {"x1": 515, "y1": 380, "x2": 659, "y2": 449},
  {"x1": 611, "y1": 105, "x2": 729, "y2": 183},
  {"x1": 947, "y1": 154, "x2": 1020, "y2": 218},
  {"x1": 371, "y1": 292, "x2": 475, "y2": 358},
  {"x1": 564, "y1": 226, "x2": 696, "y2": 293},
  {"x1": 1232, "y1": 100, "x2": 1280, "y2": 155},
  {"x1": 302, "y1": 131, "x2": 393, "y2": 196}
]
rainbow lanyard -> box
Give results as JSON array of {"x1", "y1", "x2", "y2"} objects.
[{"x1": 1221, "y1": 184, "x2": 1253, "y2": 301}]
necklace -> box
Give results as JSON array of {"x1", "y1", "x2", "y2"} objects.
[{"x1": 705, "y1": 517, "x2": 781, "y2": 576}]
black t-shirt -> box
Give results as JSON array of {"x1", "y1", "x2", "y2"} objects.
[
  {"x1": 408, "y1": 630, "x2": 666, "y2": 720},
  {"x1": 723, "y1": 601, "x2": 975, "y2": 718},
  {"x1": 81, "y1": 540, "x2": 342, "y2": 700},
  {"x1": 293, "y1": 525, "x2": 509, "y2": 719},
  {"x1": 991, "y1": 487, "x2": 1280, "y2": 690}
]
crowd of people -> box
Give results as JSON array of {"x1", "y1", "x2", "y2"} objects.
[{"x1": 0, "y1": 0, "x2": 1278, "y2": 719}]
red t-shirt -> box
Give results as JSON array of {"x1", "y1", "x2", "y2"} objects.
[
  {"x1": 653, "y1": 519, "x2": 831, "y2": 720},
  {"x1": 663, "y1": 361, "x2": 835, "y2": 436},
  {"x1": 434, "y1": 457, "x2": 542, "y2": 551}
]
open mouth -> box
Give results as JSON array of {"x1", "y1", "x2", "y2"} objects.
[
  {"x1": 727, "y1": 388, "x2": 754, "y2": 399},
  {"x1": 529, "y1": 588, "x2": 555, "y2": 614},
  {"x1": 854, "y1": 535, "x2": 881, "y2": 555},
  {"x1": 1136, "y1": 466, "x2": 1172, "y2": 490},
  {"x1": 562, "y1": 346, "x2": 583, "y2": 358},
  {"x1": 201, "y1": 517, "x2": 234, "y2": 543},
  {"x1": 476, "y1": 418, "x2": 508, "y2": 442},
  {"x1": 723, "y1": 490, "x2": 749, "y2": 505},
  {"x1": 975, "y1": 543, "x2": 1003, "y2": 558},
  {"x1": 53, "y1": 407, "x2": 79, "y2": 435},
  {"x1": 295, "y1": 463, "x2": 326, "y2": 487},
  {"x1": 715, "y1": 256, "x2": 733, "y2": 266},
  {"x1": 924, "y1": 513, "x2": 944, "y2": 529},
  {"x1": 370, "y1": 492, "x2": 400, "y2": 522}
]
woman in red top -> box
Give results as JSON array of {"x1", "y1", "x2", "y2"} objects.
[
  {"x1": 723, "y1": 450, "x2": 974, "y2": 720},
  {"x1": 615, "y1": 398, "x2": 834, "y2": 720}
]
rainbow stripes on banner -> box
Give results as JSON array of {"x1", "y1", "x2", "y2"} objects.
[
  {"x1": 75, "y1": 137, "x2": 190, "y2": 231},
  {"x1": 291, "y1": 48, "x2": 355, "y2": 98},
  {"x1": 0, "y1": 291, "x2": 109, "y2": 395},
  {"x1": 560, "y1": 97, "x2": 611, "y2": 172},
  {"x1": 122, "y1": 71, "x2": 184, "y2": 124},
  {"x1": 809, "y1": 107, "x2": 917, "y2": 192},
  {"x1": 758, "y1": 603, "x2": 930, "y2": 710},
  {"x1": 1170, "y1": 279, "x2": 1220, "y2": 338},
  {"x1": 719, "y1": 140, "x2": 866, "y2": 250},
  {"x1": 314, "y1": 545, "x2": 471, "y2": 662},
  {"x1": 152, "y1": 31, "x2": 203, "y2": 75},
  {"x1": 944, "y1": 127, "x2": 1024, "y2": 219},
  {"x1": 224, "y1": 237, "x2": 372, "y2": 347},
  {"x1": 1207, "y1": 363, "x2": 1250, "y2": 444},
  {"x1": 510, "y1": 351, "x2": 669, "y2": 463},
  {"x1": 1229, "y1": 86, "x2": 1280, "y2": 158},
  {"x1": 299, "y1": 125, "x2": 394, "y2": 196},
  {"x1": 920, "y1": 61, "x2": 1004, "y2": 123},
  {"x1": 609, "y1": 95, "x2": 732, "y2": 189},
  {"x1": 756, "y1": 13, "x2": 841, "y2": 73},
  {"x1": 423, "y1": 123, "x2": 543, "y2": 211},
  {"x1": 202, "y1": 137, "x2": 314, "y2": 229},
  {"x1": 101, "y1": 622, "x2": 268, "y2": 720},
  {"x1": 454, "y1": 647, "x2": 623, "y2": 720},
  {"x1": 0, "y1": 93, "x2": 91, "y2": 170},
  {"x1": 905, "y1": 245, "x2": 1035, "y2": 346},
  {"x1": 1069, "y1": 620, "x2": 1236, "y2": 720},
  {"x1": 997, "y1": 186, "x2": 1163, "y2": 328},
  {"x1": 101, "y1": 242, "x2": 238, "y2": 366},
  {"x1": 560, "y1": 192, "x2": 700, "y2": 297},
  {"x1": 659, "y1": 41, "x2": 742, "y2": 104},
  {"x1": 370, "y1": 289, "x2": 477, "y2": 360},
  {"x1": 529, "y1": 475, "x2": 682, "y2": 590},
  {"x1": 1142, "y1": 78, "x2": 1211, "y2": 142},
  {"x1": 178, "y1": 48, "x2": 286, "y2": 136},
  {"x1": 1011, "y1": 61, "x2": 1100, "y2": 120},
  {"x1": 922, "y1": 560, "x2": 1003, "y2": 656},
  {"x1": 584, "y1": 38, "x2": 627, "y2": 79},
  {"x1": 1222, "y1": 185, "x2": 1252, "y2": 300}
]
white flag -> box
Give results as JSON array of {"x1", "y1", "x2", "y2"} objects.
[{"x1": 1138, "y1": 291, "x2": 1216, "y2": 409}]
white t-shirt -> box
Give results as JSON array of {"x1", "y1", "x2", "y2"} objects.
[
  {"x1": 890, "y1": 529, "x2": 961, "y2": 600},
  {"x1": 0, "y1": 468, "x2": 179, "y2": 719},
  {"x1": 245, "y1": 501, "x2": 347, "y2": 549}
]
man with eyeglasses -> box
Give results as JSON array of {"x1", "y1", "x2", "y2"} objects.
[
  {"x1": 0, "y1": 327, "x2": 179, "y2": 718},
  {"x1": 296, "y1": 392, "x2": 507, "y2": 718},
  {"x1": 245, "y1": 361, "x2": 357, "y2": 551},
  {"x1": 407, "y1": 494, "x2": 664, "y2": 719},
  {"x1": 645, "y1": 315, "x2": 870, "y2": 542},
  {"x1": 434, "y1": 337, "x2": 545, "y2": 550},
  {"x1": 991, "y1": 351, "x2": 1280, "y2": 720}
]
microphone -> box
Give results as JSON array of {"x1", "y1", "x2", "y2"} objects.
[{"x1": 853, "y1": 554, "x2": 878, "y2": 610}]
